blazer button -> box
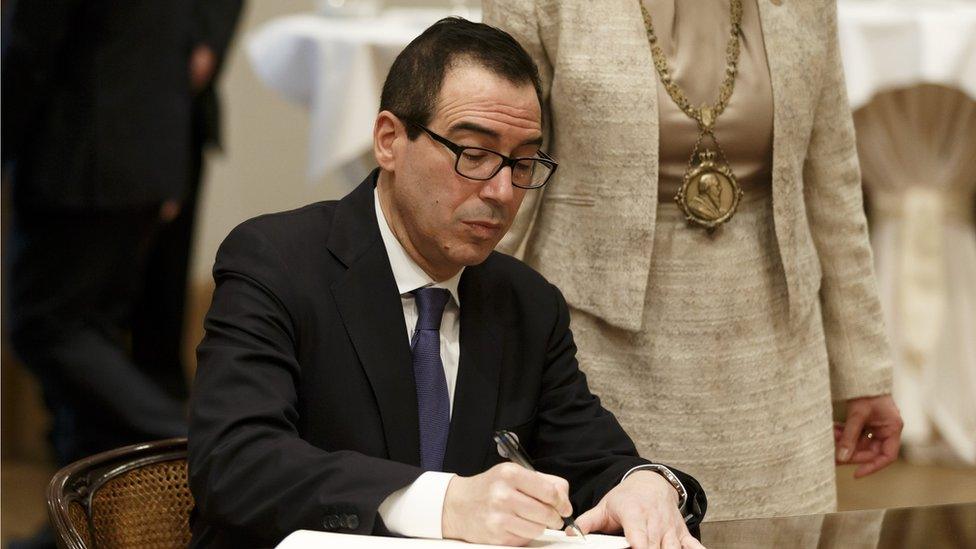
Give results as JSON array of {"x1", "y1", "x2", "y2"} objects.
[
  {"x1": 346, "y1": 514, "x2": 360, "y2": 530},
  {"x1": 322, "y1": 514, "x2": 338, "y2": 529}
]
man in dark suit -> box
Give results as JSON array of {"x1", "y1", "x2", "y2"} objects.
[
  {"x1": 2, "y1": 4, "x2": 239, "y2": 547},
  {"x1": 189, "y1": 18, "x2": 707, "y2": 549}
]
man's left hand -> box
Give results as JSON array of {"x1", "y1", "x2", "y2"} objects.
[
  {"x1": 189, "y1": 44, "x2": 217, "y2": 92},
  {"x1": 571, "y1": 470, "x2": 705, "y2": 549},
  {"x1": 835, "y1": 394, "x2": 903, "y2": 478}
]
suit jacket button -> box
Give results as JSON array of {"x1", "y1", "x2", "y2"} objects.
[
  {"x1": 323, "y1": 515, "x2": 338, "y2": 529},
  {"x1": 346, "y1": 514, "x2": 360, "y2": 530}
]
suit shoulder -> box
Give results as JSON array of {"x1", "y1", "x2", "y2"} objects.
[
  {"x1": 228, "y1": 201, "x2": 338, "y2": 246},
  {"x1": 215, "y1": 200, "x2": 339, "y2": 277},
  {"x1": 481, "y1": 251, "x2": 558, "y2": 296}
]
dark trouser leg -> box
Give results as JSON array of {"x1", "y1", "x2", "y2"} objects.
[
  {"x1": 8, "y1": 206, "x2": 187, "y2": 466},
  {"x1": 131, "y1": 143, "x2": 203, "y2": 401}
]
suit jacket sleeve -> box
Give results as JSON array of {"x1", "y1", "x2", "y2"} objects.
[
  {"x1": 530, "y1": 282, "x2": 706, "y2": 527},
  {"x1": 484, "y1": 0, "x2": 550, "y2": 258},
  {"x1": 802, "y1": 1, "x2": 893, "y2": 401},
  {"x1": 188, "y1": 220, "x2": 424, "y2": 543}
]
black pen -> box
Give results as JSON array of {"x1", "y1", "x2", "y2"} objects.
[{"x1": 493, "y1": 430, "x2": 586, "y2": 541}]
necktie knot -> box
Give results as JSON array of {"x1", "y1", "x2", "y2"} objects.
[{"x1": 412, "y1": 287, "x2": 451, "y2": 331}]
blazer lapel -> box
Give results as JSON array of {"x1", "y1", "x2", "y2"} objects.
[
  {"x1": 757, "y1": 0, "x2": 794, "y2": 228},
  {"x1": 442, "y1": 267, "x2": 503, "y2": 476},
  {"x1": 328, "y1": 173, "x2": 421, "y2": 467},
  {"x1": 756, "y1": 0, "x2": 820, "y2": 320}
]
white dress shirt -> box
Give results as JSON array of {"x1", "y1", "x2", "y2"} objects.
[
  {"x1": 371, "y1": 189, "x2": 687, "y2": 538},
  {"x1": 374, "y1": 190, "x2": 460, "y2": 539}
]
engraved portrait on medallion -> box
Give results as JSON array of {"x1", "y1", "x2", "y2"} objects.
[{"x1": 675, "y1": 151, "x2": 743, "y2": 230}]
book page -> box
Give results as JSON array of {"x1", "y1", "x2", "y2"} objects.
[{"x1": 277, "y1": 529, "x2": 630, "y2": 548}]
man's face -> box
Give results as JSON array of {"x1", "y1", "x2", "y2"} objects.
[
  {"x1": 700, "y1": 174, "x2": 721, "y2": 203},
  {"x1": 381, "y1": 63, "x2": 542, "y2": 278}
]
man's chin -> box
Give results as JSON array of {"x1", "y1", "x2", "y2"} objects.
[{"x1": 450, "y1": 245, "x2": 497, "y2": 268}]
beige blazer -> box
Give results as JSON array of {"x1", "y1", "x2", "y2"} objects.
[{"x1": 484, "y1": 0, "x2": 892, "y2": 399}]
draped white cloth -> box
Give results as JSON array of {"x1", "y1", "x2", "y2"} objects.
[
  {"x1": 854, "y1": 85, "x2": 976, "y2": 465},
  {"x1": 245, "y1": 8, "x2": 481, "y2": 182},
  {"x1": 838, "y1": 0, "x2": 976, "y2": 110}
]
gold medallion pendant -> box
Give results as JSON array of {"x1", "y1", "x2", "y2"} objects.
[
  {"x1": 641, "y1": 0, "x2": 745, "y2": 230},
  {"x1": 675, "y1": 150, "x2": 742, "y2": 230}
]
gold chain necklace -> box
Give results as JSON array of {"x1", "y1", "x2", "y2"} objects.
[{"x1": 640, "y1": 0, "x2": 744, "y2": 230}]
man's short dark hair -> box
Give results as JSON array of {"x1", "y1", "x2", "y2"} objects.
[{"x1": 379, "y1": 17, "x2": 543, "y2": 139}]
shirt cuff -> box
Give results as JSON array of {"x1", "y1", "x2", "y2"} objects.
[
  {"x1": 376, "y1": 471, "x2": 455, "y2": 539},
  {"x1": 622, "y1": 464, "x2": 688, "y2": 515}
]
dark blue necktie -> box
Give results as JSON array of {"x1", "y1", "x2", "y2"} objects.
[{"x1": 410, "y1": 287, "x2": 452, "y2": 471}]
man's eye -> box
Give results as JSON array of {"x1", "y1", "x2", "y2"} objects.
[{"x1": 461, "y1": 151, "x2": 488, "y2": 161}]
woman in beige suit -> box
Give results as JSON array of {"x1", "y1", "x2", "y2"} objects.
[{"x1": 484, "y1": 0, "x2": 903, "y2": 520}]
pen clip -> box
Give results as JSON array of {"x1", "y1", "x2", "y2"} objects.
[{"x1": 493, "y1": 430, "x2": 534, "y2": 470}]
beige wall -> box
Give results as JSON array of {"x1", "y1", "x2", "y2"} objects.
[{"x1": 193, "y1": 0, "x2": 318, "y2": 285}]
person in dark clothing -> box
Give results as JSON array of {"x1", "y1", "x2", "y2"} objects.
[
  {"x1": 131, "y1": 1, "x2": 244, "y2": 404},
  {"x1": 188, "y1": 17, "x2": 706, "y2": 549},
  {"x1": 2, "y1": 1, "x2": 242, "y2": 547}
]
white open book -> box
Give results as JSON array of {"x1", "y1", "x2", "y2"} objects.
[{"x1": 276, "y1": 529, "x2": 630, "y2": 548}]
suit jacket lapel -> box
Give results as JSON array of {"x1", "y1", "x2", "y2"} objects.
[
  {"x1": 328, "y1": 172, "x2": 421, "y2": 467},
  {"x1": 442, "y1": 266, "x2": 502, "y2": 476}
]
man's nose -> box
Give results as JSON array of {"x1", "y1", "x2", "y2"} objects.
[{"x1": 480, "y1": 164, "x2": 515, "y2": 203}]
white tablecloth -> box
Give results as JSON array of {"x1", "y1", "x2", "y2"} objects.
[{"x1": 246, "y1": 8, "x2": 481, "y2": 182}]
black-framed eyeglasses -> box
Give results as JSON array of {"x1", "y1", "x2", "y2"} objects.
[{"x1": 405, "y1": 121, "x2": 557, "y2": 189}]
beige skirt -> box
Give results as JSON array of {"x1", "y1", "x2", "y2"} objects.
[{"x1": 571, "y1": 176, "x2": 836, "y2": 521}]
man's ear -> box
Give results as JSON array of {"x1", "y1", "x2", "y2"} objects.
[{"x1": 373, "y1": 111, "x2": 401, "y2": 171}]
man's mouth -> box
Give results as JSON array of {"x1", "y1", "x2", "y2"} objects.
[{"x1": 463, "y1": 220, "x2": 503, "y2": 237}]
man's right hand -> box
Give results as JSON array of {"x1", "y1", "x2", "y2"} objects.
[{"x1": 441, "y1": 462, "x2": 572, "y2": 546}]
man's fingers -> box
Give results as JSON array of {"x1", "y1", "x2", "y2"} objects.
[
  {"x1": 618, "y1": 508, "x2": 655, "y2": 549},
  {"x1": 501, "y1": 465, "x2": 570, "y2": 516},
  {"x1": 499, "y1": 513, "x2": 546, "y2": 543},
  {"x1": 572, "y1": 506, "x2": 604, "y2": 535},
  {"x1": 837, "y1": 410, "x2": 868, "y2": 462},
  {"x1": 159, "y1": 200, "x2": 182, "y2": 222},
  {"x1": 647, "y1": 512, "x2": 678, "y2": 549},
  {"x1": 623, "y1": 521, "x2": 649, "y2": 549},
  {"x1": 662, "y1": 529, "x2": 681, "y2": 549},
  {"x1": 681, "y1": 533, "x2": 707, "y2": 549},
  {"x1": 528, "y1": 472, "x2": 572, "y2": 516},
  {"x1": 507, "y1": 489, "x2": 564, "y2": 531},
  {"x1": 189, "y1": 45, "x2": 217, "y2": 91}
]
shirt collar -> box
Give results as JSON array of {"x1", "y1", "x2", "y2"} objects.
[{"x1": 374, "y1": 188, "x2": 463, "y2": 306}]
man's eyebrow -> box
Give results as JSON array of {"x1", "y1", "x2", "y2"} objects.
[
  {"x1": 448, "y1": 121, "x2": 544, "y2": 147},
  {"x1": 448, "y1": 121, "x2": 499, "y2": 139}
]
